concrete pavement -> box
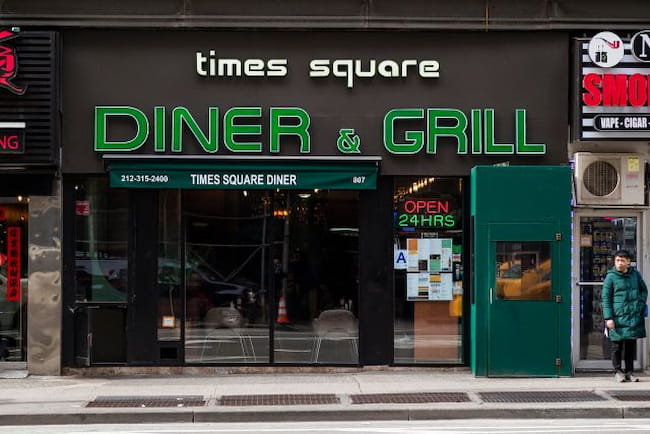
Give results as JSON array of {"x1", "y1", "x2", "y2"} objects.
[{"x1": 0, "y1": 368, "x2": 650, "y2": 425}]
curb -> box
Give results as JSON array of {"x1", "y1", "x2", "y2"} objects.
[{"x1": 0, "y1": 407, "x2": 643, "y2": 425}]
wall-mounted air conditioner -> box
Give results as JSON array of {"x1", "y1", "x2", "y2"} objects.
[{"x1": 574, "y1": 152, "x2": 645, "y2": 206}]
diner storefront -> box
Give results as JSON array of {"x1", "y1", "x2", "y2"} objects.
[{"x1": 60, "y1": 30, "x2": 569, "y2": 371}]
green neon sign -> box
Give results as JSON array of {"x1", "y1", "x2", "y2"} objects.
[
  {"x1": 94, "y1": 106, "x2": 545, "y2": 156},
  {"x1": 95, "y1": 106, "x2": 311, "y2": 153}
]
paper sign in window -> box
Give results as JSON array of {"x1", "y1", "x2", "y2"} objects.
[{"x1": 6, "y1": 226, "x2": 20, "y2": 302}]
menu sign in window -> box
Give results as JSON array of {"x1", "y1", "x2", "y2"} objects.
[{"x1": 405, "y1": 238, "x2": 453, "y2": 301}]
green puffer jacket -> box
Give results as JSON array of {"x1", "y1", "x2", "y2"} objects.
[{"x1": 602, "y1": 267, "x2": 648, "y2": 341}]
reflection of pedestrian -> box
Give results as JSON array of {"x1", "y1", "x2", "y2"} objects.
[
  {"x1": 318, "y1": 283, "x2": 334, "y2": 310},
  {"x1": 602, "y1": 250, "x2": 648, "y2": 382},
  {"x1": 186, "y1": 272, "x2": 212, "y2": 325},
  {"x1": 289, "y1": 249, "x2": 313, "y2": 321}
]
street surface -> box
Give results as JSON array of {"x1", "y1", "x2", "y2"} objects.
[{"x1": 6, "y1": 419, "x2": 650, "y2": 433}]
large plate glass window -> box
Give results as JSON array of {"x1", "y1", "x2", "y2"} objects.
[
  {"x1": 183, "y1": 190, "x2": 270, "y2": 363},
  {"x1": 271, "y1": 190, "x2": 359, "y2": 365}
]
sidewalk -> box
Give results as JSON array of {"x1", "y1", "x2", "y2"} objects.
[{"x1": 0, "y1": 368, "x2": 650, "y2": 425}]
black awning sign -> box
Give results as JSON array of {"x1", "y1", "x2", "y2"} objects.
[
  {"x1": 0, "y1": 130, "x2": 24, "y2": 153},
  {"x1": 594, "y1": 115, "x2": 650, "y2": 131}
]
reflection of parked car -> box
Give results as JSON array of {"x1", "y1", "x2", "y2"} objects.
[
  {"x1": 159, "y1": 258, "x2": 262, "y2": 325},
  {"x1": 159, "y1": 260, "x2": 257, "y2": 308},
  {"x1": 76, "y1": 257, "x2": 258, "y2": 307},
  {"x1": 75, "y1": 261, "x2": 127, "y2": 302}
]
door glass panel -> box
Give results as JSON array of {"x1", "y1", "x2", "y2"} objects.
[
  {"x1": 393, "y1": 177, "x2": 464, "y2": 364},
  {"x1": 579, "y1": 216, "x2": 637, "y2": 361},
  {"x1": 74, "y1": 178, "x2": 129, "y2": 302},
  {"x1": 496, "y1": 241, "x2": 551, "y2": 301},
  {"x1": 273, "y1": 190, "x2": 359, "y2": 364},
  {"x1": 0, "y1": 204, "x2": 27, "y2": 361},
  {"x1": 184, "y1": 190, "x2": 269, "y2": 364}
]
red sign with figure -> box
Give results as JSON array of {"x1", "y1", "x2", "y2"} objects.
[
  {"x1": 6, "y1": 226, "x2": 20, "y2": 301},
  {"x1": 0, "y1": 30, "x2": 26, "y2": 95}
]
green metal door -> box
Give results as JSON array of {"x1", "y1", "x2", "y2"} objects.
[
  {"x1": 487, "y1": 223, "x2": 560, "y2": 376},
  {"x1": 471, "y1": 165, "x2": 571, "y2": 377}
]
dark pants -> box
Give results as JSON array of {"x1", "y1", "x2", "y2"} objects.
[{"x1": 611, "y1": 339, "x2": 636, "y2": 374}]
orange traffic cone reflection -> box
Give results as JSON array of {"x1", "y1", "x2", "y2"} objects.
[{"x1": 277, "y1": 295, "x2": 289, "y2": 324}]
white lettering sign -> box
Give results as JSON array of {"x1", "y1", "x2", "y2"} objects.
[{"x1": 195, "y1": 52, "x2": 440, "y2": 88}]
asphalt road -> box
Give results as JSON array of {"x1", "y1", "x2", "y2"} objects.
[{"x1": 6, "y1": 419, "x2": 650, "y2": 433}]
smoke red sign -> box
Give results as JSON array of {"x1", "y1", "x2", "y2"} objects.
[
  {"x1": 6, "y1": 226, "x2": 21, "y2": 301},
  {"x1": 0, "y1": 30, "x2": 26, "y2": 95}
]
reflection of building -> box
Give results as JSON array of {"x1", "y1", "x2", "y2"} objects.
[{"x1": 4, "y1": 3, "x2": 648, "y2": 376}]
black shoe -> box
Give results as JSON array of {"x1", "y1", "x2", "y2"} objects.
[{"x1": 625, "y1": 373, "x2": 640, "y2": 382}]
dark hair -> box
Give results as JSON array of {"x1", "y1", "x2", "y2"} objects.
[{"x1": 614, "y1": 250, "x2": 631, "y2": 260}]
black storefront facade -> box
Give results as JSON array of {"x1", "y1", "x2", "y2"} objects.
[{"x1": 59, "y1": 29, "x2": 568, "y2": 369}]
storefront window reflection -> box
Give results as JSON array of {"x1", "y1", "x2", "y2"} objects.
[
  {"x1": 393, "y1": 177, "x2": 463, "y2": 363},
  {"x1": 74, "y1": 178, "x2": 128, "y2": 302},
  {"x1": 272, "y1": 191, "x2": 359, "y2": 364},
  {"x1": 496, "y1": 242, "x2": 551, "y2": 301},
  {"x1": 183, "y1": 190, "x2": 270, "y2": 363},
  {"x1": 182, "y1": 189, "x2": 359, "y2": 364}
]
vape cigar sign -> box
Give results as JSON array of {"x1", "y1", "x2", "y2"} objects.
[{"x1": 579, "y1": 30, "x2": 650, "y2": 139}]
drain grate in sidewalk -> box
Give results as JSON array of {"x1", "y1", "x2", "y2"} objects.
[
  {"x1": 350, "y1": 392, "x2": 470, "y2": 404},
  {"x1": 86, "y1": 395, "x2": 206, "y2": 408},
  {"x1": 608, "y1": 390, "x2": 650, "y2": 401},
  {"x1": 479, "y1": 391, "x2": 605, "y2": 403},
  {"x1": 219, "y1": 394, "x2": 340, "y2": 406}
]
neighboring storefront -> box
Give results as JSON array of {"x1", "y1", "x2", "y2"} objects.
[
  {"x1": 572, "y1": 31, "x2": 650, "y2": 372},
  {"x1": 60, "y1": 30, "x2": 568, "y2": 369},
  {"x1": 0, "y1": 29, "x2": 60, "y2": 374}
]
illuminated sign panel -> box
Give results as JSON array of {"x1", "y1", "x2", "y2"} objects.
[
  {"x1": 396, "y1": 198, "x2": 457, "y2": 229},
  {"x1": 63, "y1": 31, "x2": 568, "y2": 173},
  {"x1": 94, "y1": 106, "x2": 544, "y2": 156},
  {"x1": 578, "y1": 31, "x2": 650, "y2": 139},
  {"x1": 0, "y1": 30, "x2": 26, "y2": 95},
  {"x1": 0, "y1": 130, "x2": 24, "y2": 154},
  {"x1": 6, "y1": 226, "x2": 20, "y2": 302}
]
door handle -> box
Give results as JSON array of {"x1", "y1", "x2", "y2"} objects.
[{"x1": 490, "y1": 287, "x2": 493, "y2": 304}]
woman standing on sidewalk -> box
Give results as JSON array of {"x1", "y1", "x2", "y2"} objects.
[{"x1": 602, "y1": 250, "x2": 648, "y2": 383}]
